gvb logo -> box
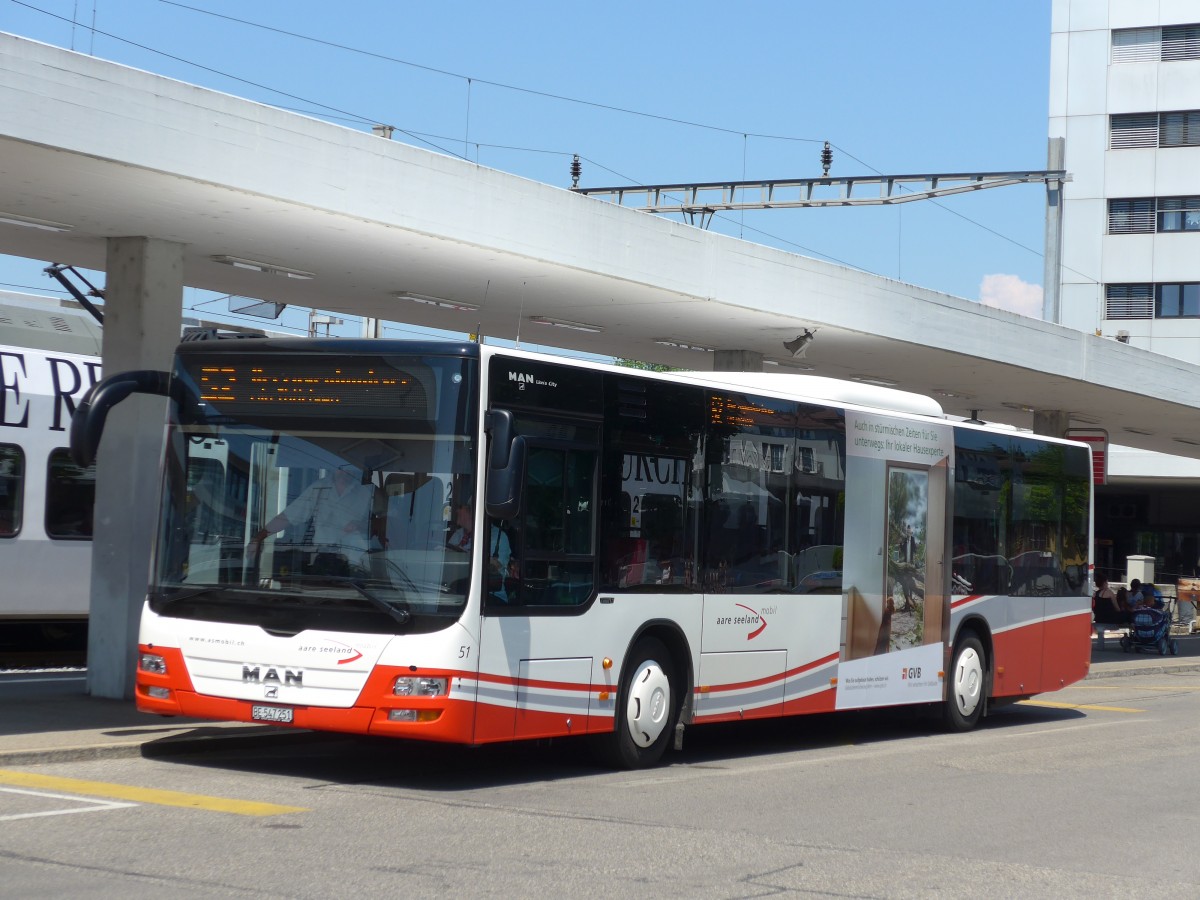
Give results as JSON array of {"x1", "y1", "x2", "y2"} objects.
[{"x1": 901, "y1": 667, "x2": 922, "y2": 680}]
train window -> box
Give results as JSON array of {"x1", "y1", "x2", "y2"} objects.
[
  {"x1": 45, "y1": 448, "x2": 96, "y2": 540},
  {"x1": 0, "y1": 443, "x2": 22, "y2": 537}
]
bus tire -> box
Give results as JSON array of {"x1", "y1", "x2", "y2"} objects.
[
  {"x1": 944, "y1": 633, "x2": 986, "y2": 731},
  {"x1": 603, "y1": 638, "x2": 676, "y2": 769}
]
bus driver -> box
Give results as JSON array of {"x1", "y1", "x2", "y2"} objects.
[{"x1": 250, "y1": 464, "x2": 376, "y2": 572}]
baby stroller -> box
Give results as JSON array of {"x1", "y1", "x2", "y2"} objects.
[{"x1": 1121, "y1": 606, "x2": 1179, "y2": 655}]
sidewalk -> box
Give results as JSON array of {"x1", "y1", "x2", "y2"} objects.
[
  {"x1": 0, "y1": 674, "x2": 324, "y2": 766},
  {"x1": 1085, "y1": 629, "x2": 1200, "y2": 678},
  {"x1": 4, "y1": 638, "x2": 1200, "y2": 765}
]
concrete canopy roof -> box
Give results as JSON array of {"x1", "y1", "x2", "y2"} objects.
[{"x1": 3, "y1": 33, "x2": 1200, "y2": 459}]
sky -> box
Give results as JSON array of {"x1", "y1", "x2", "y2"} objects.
[{"x1": 1, "y1": 0, "x2": 1057, "y2": 339}]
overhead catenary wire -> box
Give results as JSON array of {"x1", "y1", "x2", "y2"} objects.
[{"x1": 11, "y1": 0, "x2": 1101, "y2": 293}]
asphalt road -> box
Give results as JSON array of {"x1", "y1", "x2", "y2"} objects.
[{"x1": 2, "y1": 672, "x2": 1198, "y2": 898}]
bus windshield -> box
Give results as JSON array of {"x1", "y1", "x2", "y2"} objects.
[{"x1": 151, "y1": 347, "x2": 478, "y2": 635}]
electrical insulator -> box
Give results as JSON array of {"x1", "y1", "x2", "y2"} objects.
[
  {"x1": 821, "y1": 141, "x2": 833, "y2": 177},
  {"x1": 570, "y1": 154, "x2": 582, "y2": 188}
]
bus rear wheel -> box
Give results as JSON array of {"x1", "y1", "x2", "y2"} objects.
[
  {"x1": 944, "y1": 633, "x2": 986, "y2": 731},
  {"x1": 602, "y1": 638, "x2": 676, "y2": 769}
]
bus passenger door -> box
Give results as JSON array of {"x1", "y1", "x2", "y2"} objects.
[{"x1": 475, "y1": 407, "x2": 601, "y2": 744}]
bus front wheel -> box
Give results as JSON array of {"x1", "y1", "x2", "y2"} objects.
[
  {"x1": 603, "y1": 638, "x2": 676, "y2": 769},
  {"x1": 944, "y1": 633, "x2": 986, "y2": 731}
]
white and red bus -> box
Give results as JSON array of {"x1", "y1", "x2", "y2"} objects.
[{"x1": 73, "y1": 336, "x2": 1093, "y2": 766}]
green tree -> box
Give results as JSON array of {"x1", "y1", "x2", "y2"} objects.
[{"x1": 614, "y1": 359, "x2": 678, "y2": 372}]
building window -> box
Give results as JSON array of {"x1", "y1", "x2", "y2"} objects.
[
  {"x1": 1162, "y1": 24, "x2": 1200, "y2": 61},
  {"x1": 1157, "y1": 283, "x2": 1200, "y2": 318},
  {"x1": 1108, "y1": 283, "x2": 1200, "y2": 319},
  {"x1": 1159, "y1": 196, "x2": 1200, "y2": 232},
  {"x1": 1112, "y1": 25, "x2": 1200, "y2": 62},
  {"x1": 1105, "y1": 284, "x2": 1154, "y2": 320},
  {"x1": 1110, "y1": 113, "x2": 1160, "y2": 148},
  {"x1": 0, "y1": 443, "x2": 23, "y2": 537},
  {"x1": 1108, "y1": 196, "x2": 1200, "y2": 233},
  {"x1": 1108, "y1": 198, "x2": 1156, "y2": 233},
  {"x1": 1110, "y1": 111, "x2": 1200, "y2": 149},
  {"x1": 1161, "y1": 111, "x2": 1200, "y2": 147}
]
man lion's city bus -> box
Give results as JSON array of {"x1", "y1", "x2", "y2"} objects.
[{"x1": 71, "y1": 335, "x2": 1093, "y2": 767}]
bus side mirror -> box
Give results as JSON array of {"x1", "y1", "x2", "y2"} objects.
[
  {"x1": 484, "y1": 409, "x2": 525, "y2": 520},
  {"x1": 70, "y1": 369, "x2": 172, "y2": 467}
]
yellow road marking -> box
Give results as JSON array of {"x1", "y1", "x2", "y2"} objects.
[
  {"x1": 1065, "y1": 691, "x2": 1200, "y2": 696},
  {"x1": 1018, "y1": 699, "x2": 1144, "y2": 713},
  {"x1": 0, "y1": 770, "x2": 306, "y2": 816}
]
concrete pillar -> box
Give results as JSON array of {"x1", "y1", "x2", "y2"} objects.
[
  {"x1": 1031, "y1": 409, "x2": 1070, "y2": 440},
  {"x1": 713, "y1": 349, "x2": 764, "y2": 372},
  {"x1": 1042, "y1": 137, "x2": 1065, "y2": 325},
  {"x1": 87, "y1": 237, "x2": 183, "y2": 699}
]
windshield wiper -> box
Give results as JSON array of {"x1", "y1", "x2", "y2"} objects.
[
  {"x1": 343, "y1": 577, "x2": 412, "y2": 627},
  {"x1": 284, "y1": 574, "x2": 412, "y2": 627},
  {"x1": 365, "y1": 550, "x2": 421, "y2": 596},
  {"x1": 156, "y1": 585, "x2": 229, "y2": 609}
]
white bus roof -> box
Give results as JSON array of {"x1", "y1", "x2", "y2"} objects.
[{"x1": 481, "y1": 345, "x2": 944, "y2": 419}]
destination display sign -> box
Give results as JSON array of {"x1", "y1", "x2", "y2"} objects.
[
  {"x1": 179, "y1": 355, "x2": 439, "y2": 421},
  {"x1": 709, "y1": 394, "x2": 779, "y2": 428}
]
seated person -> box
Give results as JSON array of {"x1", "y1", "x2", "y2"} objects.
[
  {"x1": 491, "y1": 554, "x2": 520, "y2": 604},
  {"x1": 1135, "y1": 581, "x2": 1164, "y2": 609},
  {"x1": 251, "y1": 464, "x2": 375, "y2": 575},
  {"x1": 449, "y1": 503, "x2": 517, "y2": 602},
  {"x1": 1114, "y1": 586, "x2": 1131, "y2": 613},
  {"x1": 447, "y1": 503, "x2": 474, "y2": 552},
  {"x1": 1092, "y1": 575, "x2": 1130, "y2": 648}
]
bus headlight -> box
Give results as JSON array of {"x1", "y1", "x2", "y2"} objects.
[
  {"x1": 388, "y1": 709, "x2": 443, "y2": 722},
  {"x1": 393, "y1": 676, "x2": 447, "y2": 697},
  {"x1": 140, "y1": 653, "x2": 167, "y2": 675}
]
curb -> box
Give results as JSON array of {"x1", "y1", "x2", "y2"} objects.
[
  {"x1": 1086, "y1": 661, "x2": 1200, "y2": 679},
  {"x1": 1084, "y1": 657, "x2": 1200, "y2": 676},
  {"x1": 0, "y1": 742, "x2": 147, "y2": 766},
  {"x1": 0, "y1": 726, "x2": 339, "y2": 767}
]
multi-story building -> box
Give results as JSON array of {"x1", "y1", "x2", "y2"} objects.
[{"x1": 1050, "y1": 1, "x2": 1200, "y2": 581}]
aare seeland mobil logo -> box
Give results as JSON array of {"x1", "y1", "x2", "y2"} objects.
[
  {"x1": 296, "y1": 640, "x2": 363, "y2": 664},
  {"x1": 714, "y1": 603, "x2": 772, "y2": 640}
]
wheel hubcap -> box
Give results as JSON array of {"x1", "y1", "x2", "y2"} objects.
[
  {"x1": 626, "y1": 659, "x2": 670, "y2": 748},
  {"x1": 952, "y1": 647, "x2": 983, "y2": 718}
]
